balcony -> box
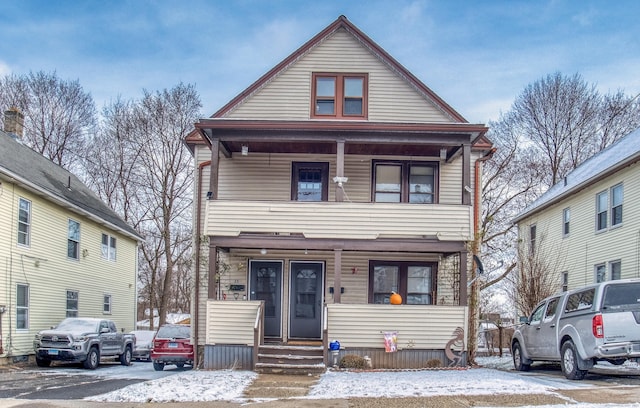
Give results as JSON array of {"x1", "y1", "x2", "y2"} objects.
[{"x1": 203, "y1": 200, "x2": 472, "y2": 241}]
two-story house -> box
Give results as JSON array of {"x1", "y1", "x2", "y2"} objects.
[
  {"x1": 0, "y1": 109, "x2": 141, "y2": 364},
  {"x1": 187, "y1": 16, "x2": 492, "y2": 371},
  {"x1": 513, "y1": 127, "x2": 640, "y2": 293}
]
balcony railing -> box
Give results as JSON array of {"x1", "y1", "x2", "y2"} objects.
[{"x1": 203, "y1": 200, "x2": 472, "y2": 241}]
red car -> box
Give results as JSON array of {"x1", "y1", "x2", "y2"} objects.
[{"x1": 150, "y1": 324, "x2": 194, "y2": 371}]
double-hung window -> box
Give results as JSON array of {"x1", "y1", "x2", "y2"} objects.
[
  {"x1": 103, "y1": 294, "x2": 112, "y2": 314},
  {"x1": 596, "y1": 184, "x2": 624, "y2": 231},
  {"x1": 596, "y1": 191, "x2": 608, "y2": 231},
  {"x1": 102, "y1": 233, "x2": 117, "y2": 261},
  {"x1": 610, "y1": 260, "x2": 621, "y2": 280},
  {"x1": 611, "y1": 184, "x2": 623, "y2": 227},
  {"x1": 17, "y1": 284, "x2": 29, "y2": 329},
  {"x1": 529, "y1": 224, "x2": 537, "y2": 255},
  {"x1": 369, "y1": 261, "x2": 436, "y2": 305},
  {"x1": 66, "y1": 290, "x2": 78, "y2": 317},
  {"x1": 18, "y1": 198, "x2": 31, "y2": 246},
  {"x1": 595, "y1": 263, "x2": 606, "y2": 283},
  {"x1": 68, "y1": 219, "x2": 80, "y2": 259},
  {"x1": 373, "y1": 161, "x2": 437, "y2": 203},
  {"x1": 312, "y1": 73, "x2": 367, "y2": 119},
  {"x1": 562, "y1": 208, "x2": 570, "y2": 237}
]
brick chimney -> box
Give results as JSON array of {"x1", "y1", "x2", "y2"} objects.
[{"x1": 4, "y1": 108, "x2": 24, "y2": 140}]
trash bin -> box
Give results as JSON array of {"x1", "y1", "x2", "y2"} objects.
[{"x1": 329, "y1": 340, "x2": 340, "y2": 366}]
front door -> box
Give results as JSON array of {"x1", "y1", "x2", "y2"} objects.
[
  {"x1": 289, "y1": 261, "x2": 324, "y2": 339},
  {"x1": 249, "y1": 261, "x2": 283, "y2": 338}
]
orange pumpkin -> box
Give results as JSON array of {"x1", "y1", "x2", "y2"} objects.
[{"x1": 390, "y1": 292, "x2": 402, "y2": 305}]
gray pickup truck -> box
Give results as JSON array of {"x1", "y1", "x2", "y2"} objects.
[
  {"x1": 511, "y1": 279, "x2": 640, "y2": 379},
  {"x1": 34, "y1": 317, "x2": 135, "y2": 369}
]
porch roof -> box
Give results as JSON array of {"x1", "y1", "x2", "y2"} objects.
[{"x1": 194, "y1": 119, "x2": 489, "y2": 158}]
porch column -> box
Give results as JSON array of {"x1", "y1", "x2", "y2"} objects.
[
  {"x1": 209, "y1": 138, "x2": 220, "y2": 199},
  {"x1": 335, "y1": 140, "x2": 345, "y2": 202},
  {"x1": 208, "y1": 244, "x2": 218, "y2": 299},
  {"x1": 459, "y1": 250, "x2": 468, "y2": 306},
  {"x1": 333, "y1": 248, "x2": 342, "y2": 303},
  {"x1": 462, "y1": 143, "x2": 471, "y2": 205}
]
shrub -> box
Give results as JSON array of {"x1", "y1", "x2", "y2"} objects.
[
  {"x1": 425, "y1": 358, "x2": 442, "y2": 368},
  {"x1": 339, "y1": 354, "x2": 367, "y2": 369}
]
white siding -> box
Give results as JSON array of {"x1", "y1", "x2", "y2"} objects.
[
  {"x1": 518, "y1": 161, "x2": 640, "y2": 290},
  {"x1": 225, "y1": 29, "x2": 454, "y2": 123}
]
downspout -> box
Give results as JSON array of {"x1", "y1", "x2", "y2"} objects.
[
  {"x1": 194, "y1": 160, "x2": 211, "y2": 369},
  {"x1": 474, "y1": 148, "x2": 496, "y2": 235},
  {"x1": 468, "y1": 147, "x2": 496, "y2": 364}
]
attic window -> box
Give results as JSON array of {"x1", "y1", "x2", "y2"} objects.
[{"x1": 312, "y1": 73, "x2": 367, "y2": 119}]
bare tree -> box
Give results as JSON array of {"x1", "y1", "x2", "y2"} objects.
[
  {"x1": 0, "y1": 71, "x2": 96, "y2": 172},
  {"x1": 83, "y1": 85, "x2": 200, "y2": 328},
  {"x1": 511, "y1": 72, "x2": 600, "y2": 186},
  {"x1": 133, "y1": 84, "x2": 200, "y2": 327}
]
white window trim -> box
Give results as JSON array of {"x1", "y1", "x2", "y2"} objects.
[
  {"x1": 68, "y1": 218, "x2": 80, "y2": 260},
  {"x1": 101, "y1": 233, "x2": 117, "y2": 261},
  {"x1": 103, "y1": 294, "x2": 112, "y2": 314},
  {"x1": 17, "y1": 197, "x2": 31, "y2": 247},
  {"x1": 16, "y1": 283, "x2": 29, "y2": 330}
]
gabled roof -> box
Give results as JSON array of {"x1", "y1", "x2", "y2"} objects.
[
  {"x1": 0, "y1": 130, "x2": 141, "y2": 241},
  {"x1": 212, "y1": 15, "x2": 468, "y2": 123},
  {"x1": 513, "y1": 127, "x2": 640, "y2": 223}
]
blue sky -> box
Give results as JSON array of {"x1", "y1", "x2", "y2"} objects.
[{"x1": 1, "y1": 0, "x2": 639, "y2": 123}]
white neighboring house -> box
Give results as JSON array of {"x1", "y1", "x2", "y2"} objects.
[
  {"x1": 513, "y1": 127, "x2": 640, "y2": 291},
  {"x1": 0, "y1": 109, "x2": 142, "y2": 364}
]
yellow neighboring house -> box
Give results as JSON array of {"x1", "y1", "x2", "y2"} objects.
[{"x1": 0, "y1": 109, "x2": 141, "y2": 364}]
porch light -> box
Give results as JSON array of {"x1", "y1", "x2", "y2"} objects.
[
  {"x1": 260, "y1": 248, "x2": 267, "y2": 255},
  {"x1": 440, "y1": 148, "x2": 447, "y2": 160},
  {"x1": 241, "y1": 145, "x2": 249, "y2": 156}
]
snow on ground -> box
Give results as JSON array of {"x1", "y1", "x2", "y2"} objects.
[{"x1": 84, "y1": 356, "x2": 640, "y2": 407}]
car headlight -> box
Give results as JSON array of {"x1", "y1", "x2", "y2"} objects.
[
  {"x1": 73, "y1": 335, "x2": 88, "y2": 342},
  {"x1": 34, "y1": 334, "x2": 42, "y2": 340}
]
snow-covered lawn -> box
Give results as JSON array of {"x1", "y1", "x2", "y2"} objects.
[{"x1": 82, "y1": 356, "x2": 640, "y2": 407}]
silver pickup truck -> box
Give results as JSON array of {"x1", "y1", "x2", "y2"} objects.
[
  {"x1": 511, "y1": 279, "x2": 640, "y2": 379},
  {"x1": 34, "y1": 317, "x2": 135, "y2": 369}
]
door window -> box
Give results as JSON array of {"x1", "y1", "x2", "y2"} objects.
[{"x1": 292, "y1": 162, "x2": 329, "y2": 201}]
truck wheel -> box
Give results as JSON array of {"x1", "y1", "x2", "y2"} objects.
[
  {"x1": 512, "y1": 342, "x2": 530, "y2": 371},
  {"x1": 83, "y1": 347, "x2": 100, "y2": 369},
  {"x1": 119, "y1": 345, "x2": 132, "y2": 366},
  {"x1": 153, "y1": 361, "x2": 164, "y2": 371},
  {"x1": 36, "y1": 357, "x2": 51, "y2": 367},
  {"x1": 561, "y1": 341, "x2": 587, "y2": 380}
]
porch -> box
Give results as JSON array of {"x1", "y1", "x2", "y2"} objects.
[{"x1": 202, "y1": 301, "x2": 468, "y2": 371}]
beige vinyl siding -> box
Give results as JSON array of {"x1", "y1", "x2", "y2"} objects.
[
  {"x1": 518, "y1": 161, "x2": 640, "y2": 291},
  {"x1": 225, "y1": 28, "x2": 454, "y2": 123},
  {"x1": 327, "y1": 303, "x2": 468, "y2": 349},
  {"x1": 206, "y1": 301, "x2": 260, "y2": 345},
  {"x1": 0, "y1": 183, "x2": 137, "y2": 357},
  {"x1": 197, "y1": 147, "x2": 470, "y2": 206}
]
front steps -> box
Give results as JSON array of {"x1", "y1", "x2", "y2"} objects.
[{"x1": 255, "y1": 344, "x2": 326, "y2": 375}]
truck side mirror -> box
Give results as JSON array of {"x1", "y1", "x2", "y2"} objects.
[{"x1": 100, "y1": 327, "x2": 110, "y2": 334}]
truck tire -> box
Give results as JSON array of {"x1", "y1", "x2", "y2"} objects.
[
  {"x1": 36, "y1": 357, "x2": 52, "y2": 367},
  {"x1": 512, "y1": 341, "x2": 530, "y2": 371},
  {"x1": 561, "y1": 341, "x2": 587, "y2": 380},
  {"x1": 153, "y1": 361, "x2": 165, "y2": 371},
  {"x1": 83, "y1": 347, "x2": 100, "y2": 369},
  {"x1": 119, "y1": 345, "x2": 132, "y2": 366}
]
